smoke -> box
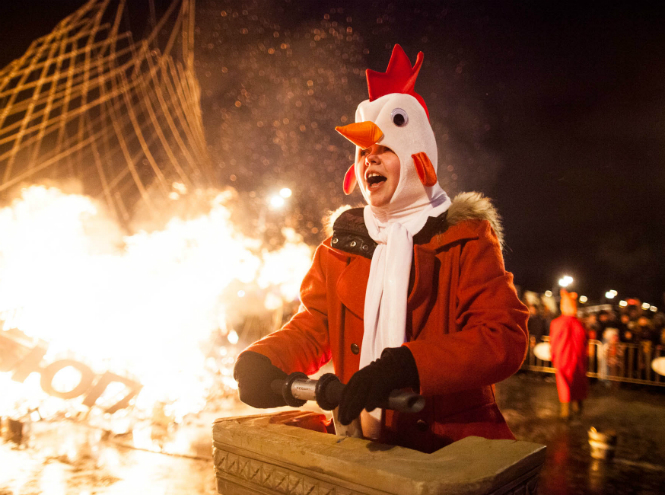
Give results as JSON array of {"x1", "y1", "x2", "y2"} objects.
[{"x1": 195, "y1": 1, "x2": 505, "y2": 242}]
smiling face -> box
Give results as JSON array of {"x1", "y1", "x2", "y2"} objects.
[{"x1": 358, "y1": 144, "x2": 401, "y2": 207}]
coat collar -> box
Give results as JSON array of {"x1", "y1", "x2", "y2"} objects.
[
  {"x1": 327, "y1": 218, "x2": 485, "y2": 341},
  {"x1": 329, "y1": 207, "x2": 481, "y2": 259},
  {"x1": 327, "y1": 199, "x2": 493, "y2": 338},
  {"x1": 330, "y1": 243, "x2": 440, "y2": 322}
]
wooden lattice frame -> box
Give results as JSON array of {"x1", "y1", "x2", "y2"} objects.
[{"x1": 0, "y1": 0, "x2": 213, "y2": 222}]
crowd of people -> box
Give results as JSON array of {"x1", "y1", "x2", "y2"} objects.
[
  {"x1": 525, "y1": 298, "x2": 665, "y2": 348},
  {"x1": 524, "y1": 293, "x2": 665, "y2": 388}
]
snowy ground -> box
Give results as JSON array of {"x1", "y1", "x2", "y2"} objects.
[{"x1": 2, "y1": 374, "x2": 665, "y2": 494}]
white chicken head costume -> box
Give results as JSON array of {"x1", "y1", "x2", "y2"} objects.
[
  {"x1": 335, "y1": 44, "x2": 446, "y2": 214},
  {"x1": 333, "y1": 46, "x2": 451, "y2": 435}
]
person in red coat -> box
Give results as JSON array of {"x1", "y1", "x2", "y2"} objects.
[
  {"x1": 549, "y1": 289, "x2": 588, "y2": 419},
  {"x1": 233, "y1": 45, "x2": 529, "y2": 453}
]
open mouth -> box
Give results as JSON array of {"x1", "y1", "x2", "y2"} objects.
[{"x1": 366, "y1": 172, "x2": 386, "y2": 190}]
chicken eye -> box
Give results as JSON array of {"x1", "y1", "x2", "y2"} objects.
[{"x1": 391, "y1": 108, "x2": 408, "y2": 127}]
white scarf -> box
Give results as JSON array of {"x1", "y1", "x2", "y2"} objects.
[
  {"x1": 357, "y1": 189, "x2": 449, "y2": 431},
  {"x1": 359, "y1": 189, "x2": 450, "y2": 373}
]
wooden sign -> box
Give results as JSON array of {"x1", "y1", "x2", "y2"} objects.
[{"x1": 0, "y1": 330, "x2": 142, "y2": 413}]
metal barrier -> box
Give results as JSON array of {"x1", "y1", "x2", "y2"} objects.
[{"x1": 523, "y1": 336, "x2": 665, "y2": 387}]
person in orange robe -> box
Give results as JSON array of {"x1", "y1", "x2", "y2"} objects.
[{"x1": 549, "y1": 289, "x2": 588, "y2": 418}]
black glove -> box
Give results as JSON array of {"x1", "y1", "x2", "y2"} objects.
[
  {"x1": 233, "y1": 351, "x2": 287, "y2": 408},
  {"x1": 338, "y1": 346, "x2": 420, "y2": 425}
]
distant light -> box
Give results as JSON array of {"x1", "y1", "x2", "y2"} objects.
[
  {"x1": 642, "y1": 302, "x2": 651, "y2": 310},
  {"x1": 605, "y1": 291, "x2": 616, "y2": 299},
  {"x1": 237, "y1": 290, "x2": 245, "y2": 298},
  {"x1": 579, "y1": 295, "x2": 588, "y2": 303},
  {"x1": 264, "y1": 292, "x2": 283, "y2": 311},
  {"x1": 651, "y1": 306, "x2": 658, "y2": 312},
  {"x1": 279, "y1": 187, "x2": 292, "y2": 198},
  {"x1": 172, "y1": 182, "x2": 187, "y2": 194},
  {"x1": 227, "y1": 330, "x2": 239, "y2": 345},
  {"x1": 269, "y1": 195, "x2": 285, "y2": 208},
  {"x1": 619, "y1": 300, "x2": 628, "y2": 307},
  {"x1": 544, "y1": 290, "x2": 553, "y2": 297},
  {"x1": 558, "y1": 275, "x2": 573, "y2": 288}
]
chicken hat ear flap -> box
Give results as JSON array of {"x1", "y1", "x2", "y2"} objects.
[
  {"x1": 412, "y1": 152, "x2": 438, "y2": 187},
  {"x1": 343, "y1": 164, "x2": 357, "y2": 195}
]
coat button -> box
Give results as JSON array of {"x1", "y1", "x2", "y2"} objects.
[
  {"x1": 350, "y1": 343, "x2": 360, "y2": 354},
  {"x1": 362, "y1": 244, "x2": 369, "y2": 251},
  {"x1": 332, "y1": 237, "x2": 338, "y2": 244},
  {"x1": 416, "y1": 419, "x2": 428, "y2": 432},
  {"x1": 350, "y1": 241, "x2": 357, "y2": 247}
]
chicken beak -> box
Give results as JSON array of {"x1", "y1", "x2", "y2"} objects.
[{"x1": 335, "y1": 121, "x2": 383, "y2": 149}]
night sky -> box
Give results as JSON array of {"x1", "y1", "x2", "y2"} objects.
[{"x1": 1, "y1": 0, "x2": 664, "y2": 307}]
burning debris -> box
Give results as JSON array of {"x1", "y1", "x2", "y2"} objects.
[
  {"x1": 0, "y1": 183, "x2": 313, "y2": 446},
  {"x1": 0, "y1": 0, "x2": 316, "y2": 454}
]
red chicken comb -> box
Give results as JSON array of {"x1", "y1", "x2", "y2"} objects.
[{"x1": 366, "y1": 44, "x2": 429, "y2": 119}]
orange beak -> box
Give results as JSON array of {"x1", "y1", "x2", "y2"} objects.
[{"x1": 335, "y1": 121, "x2": 383, "y2": 149}]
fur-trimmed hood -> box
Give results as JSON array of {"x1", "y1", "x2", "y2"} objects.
[
  {"x1": 446, "y1": 192, "x2": 503, "y2": 247},
  {"x1": 324, "y1": 191, "x2": 504, "y2": 247}
]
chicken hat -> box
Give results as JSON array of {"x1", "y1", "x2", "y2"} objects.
[
  {"x1": 335, "y1": 45, "x2": 451, "y2": 431},
  {"x1": 335, "y1": 44, "x2": 447, "y2": 213}
]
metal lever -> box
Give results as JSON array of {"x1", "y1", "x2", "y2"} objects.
[{"x1": 271, "y1": 372, "x2": 425, "y2": 413}]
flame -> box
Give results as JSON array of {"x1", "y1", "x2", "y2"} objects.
[{"x1": 0, "y1": 185, "x2": 313, "y2": 421}]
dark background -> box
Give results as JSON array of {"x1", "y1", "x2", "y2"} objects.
[{"x1": 2, "y1": 0, "x2": 664, "y2": 306}]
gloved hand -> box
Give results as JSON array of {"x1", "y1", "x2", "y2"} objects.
[
  {"x1": 233, "y1": 351, "x2": 288, "y2": 408},
  {"x1": 338, "y1": 346, "x2": 420, "y2": 425}
]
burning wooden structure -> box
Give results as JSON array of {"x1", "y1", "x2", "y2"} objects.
[{"x1": 0, "y1": 0, "x2": 214, "y2": 224}]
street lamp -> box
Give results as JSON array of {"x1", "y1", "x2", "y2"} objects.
[
  {"x1": 279, "y1": 187, "x2": 292, "y2": 198},
  {"x1": 259, "y1": 188, "x2": 292, "y2": 232},
  {"x1": 605, "y1": 290, "x2": 617, "y2": 299},
  {"x1": 558, "y1": 275, "x2": 573, "y2": 288},
  {"x1": 269, "y1": 195, "x2": 286, "y2": 209},
  {"x1": 269, "y1": 188, "x2": 293, "y2": 209}
]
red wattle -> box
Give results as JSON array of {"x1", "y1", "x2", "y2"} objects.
[
  {"x1": 343, "y1": 164, "x2": 357, "y2": 195},
  {"x1": 412, "y1": 152, "x2": 437, "y2": 187}
]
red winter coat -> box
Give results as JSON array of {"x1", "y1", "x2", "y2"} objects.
[
  {"x1": 243, "y1": 194, "x2": 529, "y2": 453},
  {"x1": 549, "y1": 315, "x2": 588, "y2": 402}
]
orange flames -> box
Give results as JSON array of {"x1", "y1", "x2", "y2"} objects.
[{"x1": 0, "y1": 184, "x2": 313, "y2": 422}]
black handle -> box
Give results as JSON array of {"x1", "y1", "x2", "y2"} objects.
[
  {"x1": 273, "y1": 373, "x2": 425, "y2": 413},
  {"x1": 316, "y1": 373, "x2": 425, "y2": 413},
  {"x1": 315, "y1": 373, "x2": 345, "y2": 410},
  {"x1": 382, "y1": 389, "x2": 426, "y2": 413}
]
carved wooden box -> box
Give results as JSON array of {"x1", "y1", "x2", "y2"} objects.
[{"x1": 213, "y1": 411, "x2": 545, "y2": 495}]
